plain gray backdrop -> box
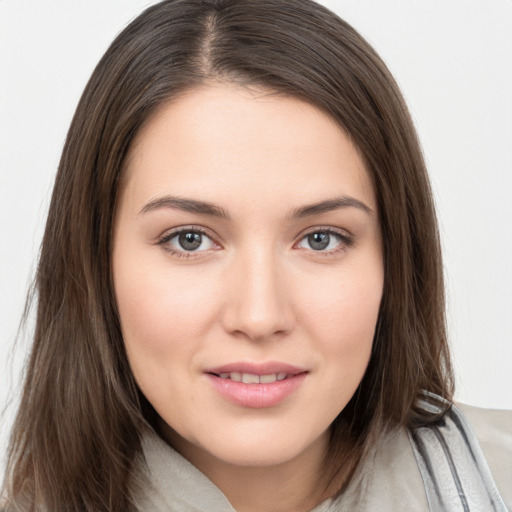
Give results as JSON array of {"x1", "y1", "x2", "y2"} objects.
[{"x1": 1, "y1": 0, "x2": 511, "y2": 474}]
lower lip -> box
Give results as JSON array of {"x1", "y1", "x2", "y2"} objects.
[{"x1": 206, "y1": 373, "x2": 307, "y2": 408}]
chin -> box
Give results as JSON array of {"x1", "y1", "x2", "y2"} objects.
[{"x1": 174, "y1": 419, "x2": 329, "y2": 470}]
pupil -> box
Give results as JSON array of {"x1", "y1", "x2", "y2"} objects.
[
  {"x1": 179, "y1": 232, "x2": 202, "y2": 251},
  {"x1": 308, "y1": 232, "x2": 329, "y2": 250}
]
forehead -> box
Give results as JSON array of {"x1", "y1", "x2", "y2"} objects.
[{"x1": 121, "y1": 84, "x2": 376, "y2": 214}]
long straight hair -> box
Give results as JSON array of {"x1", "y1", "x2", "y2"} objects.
[{"x1": 3, "y1": 0, "x2": 453, "y2": 509}]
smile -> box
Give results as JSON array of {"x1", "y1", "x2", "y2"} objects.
[
  {"x1": 205, "y1": 363, "x2": 308, "y2": 408},
  {"x1": 216, "y1": 372, "x2": 288, "y2": 383}
]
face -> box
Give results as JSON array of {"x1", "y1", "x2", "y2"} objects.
[{"x1": 113, "y1": 84, "x2": 383, "y2": 472}]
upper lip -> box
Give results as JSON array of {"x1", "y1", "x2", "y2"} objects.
[{"x1": 205, "y1": 362, "x2": 308, "y2": 376}]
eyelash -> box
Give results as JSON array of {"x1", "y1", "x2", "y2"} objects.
[
  {"x1": 157, "y1": 226, "x2": 220, "y2": 259},
  {"x1": 295, "y1": 227, "x2": 354, "y2": 256},
  {"x1": 156, "y1": 226, "x2": 354, "y2": 258}
]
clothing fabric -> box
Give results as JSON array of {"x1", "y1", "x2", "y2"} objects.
[
  {"x1": 409, "y1": 401, "x2": 508, "y2": 511},
  {"x1": 133, "y1": 403, "x2": 512, "y2": 511}
]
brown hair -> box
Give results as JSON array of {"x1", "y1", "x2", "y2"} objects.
[{"x1": 2, "y1": 0, "x2": 453, "y2": 509}]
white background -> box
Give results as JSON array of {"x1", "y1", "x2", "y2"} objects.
[{"x1": 1, "y1": 0, "x2": 511, "y2": 473}]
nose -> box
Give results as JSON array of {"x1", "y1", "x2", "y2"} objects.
[{"x1": 221, "y1": 247, "x2": 294, "y2": 342}]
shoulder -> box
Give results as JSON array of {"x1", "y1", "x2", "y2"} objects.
[
  {"x1": 407, "y1": 400, "x2": 511, "y2": 511},
  {"x1": 324, "y1": 427, "x2": 428, "y2": 512},
  {"x1": 456, "y1": 402, "x2": 512, "y2": 508},
  {"x1": 334, "y1": 401, "x2": 512, "y2": 512}
]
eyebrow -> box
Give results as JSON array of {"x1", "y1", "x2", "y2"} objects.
[
  {"x1": 290, "y1": 196, "x2": 372, "y2": 218},
  {"x1": 139, "y1": 196, "x2": 230, "y2": 218},
  {"x1": 139, "y1": 194, "x2": 372, "y2": 219}
]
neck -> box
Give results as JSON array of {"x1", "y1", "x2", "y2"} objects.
[
  {"x1": 160, "y1": 424, "x2": 336, "y2": 512},
  {"x1": 202, "y1": 439, "x2": 329, "y2": 512}
]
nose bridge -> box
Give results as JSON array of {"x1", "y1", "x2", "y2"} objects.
[{"x1": 223, "y1": 243, "x2": 293, "y2": 341}]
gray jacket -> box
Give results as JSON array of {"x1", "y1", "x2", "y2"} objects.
[{"x1": 133, "y1": 402, "x2": 512, "y2": 511}]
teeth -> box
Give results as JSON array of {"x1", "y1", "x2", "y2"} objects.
[
  {"x1": 242, "y1": 373, "x2": 260, "y2": 384},
  {"x1": 230, "y1": 372, "x2": 242, "y2": 382},
  {"x1": 217, "y1": 372, "x2": 288, "y2": 383}
]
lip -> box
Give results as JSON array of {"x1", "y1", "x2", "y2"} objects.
[
  {"x1": 206, "y1": 361, "x2": 307, "y2": 376},
  {"x1": 204, "y1": 361, "x2": 308, "y2": 408}
]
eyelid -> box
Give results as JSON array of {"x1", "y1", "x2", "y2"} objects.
[
  {"x1": 155, "y1": 224, "x2": 353, "y2": 257},
  {"x1": 293, "y1": 226, "x2": 354, "y2": 253},
  {"x1": 298, "y1": 225, "x2": 353, "y2": 238},
  {"x1": 157, "y1": 225, "x2": 223, "y2": 256},
  {"x1": 157, "y1": 224, "x2": 218, "y2": 242}
]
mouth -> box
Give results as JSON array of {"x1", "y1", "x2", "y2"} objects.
[
  {"x1": 204, "y1": 363, "x2": 308, "y2": 408},
  {"x1": 205, "y1": 362, "x2": 307, "y2": 382},
  {"x1": 208, "y1": 371, "x2": 290, "y2": 384}
]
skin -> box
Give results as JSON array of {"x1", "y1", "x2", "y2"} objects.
[{"x1": 113, "y1": 84, "x2": 384, "y2": 512}]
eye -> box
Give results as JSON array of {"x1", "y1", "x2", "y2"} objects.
[
  {"x1": 158, "y1": 228, "x2": 219, "y2": 255},
  {"x1": 296, "y1": 229, "x2": 352, "y2": 252}
]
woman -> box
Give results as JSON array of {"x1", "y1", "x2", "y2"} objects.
[{"x1": 2, "y1": 0, "x2": 511, "y2": 510}]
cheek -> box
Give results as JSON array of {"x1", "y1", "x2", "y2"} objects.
[
  {"x1": 114, "y1": 256, "x2": 220, "y2": 364},
  {"x1": 296, "y1": 257, "x2": 383, "y2": 387},
  {"x1": 301, "y1": 263, "x2": 382, "y2": 343},
  {"x1": 113, "y1": 259, "x2": 224, "y2": 420}
]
